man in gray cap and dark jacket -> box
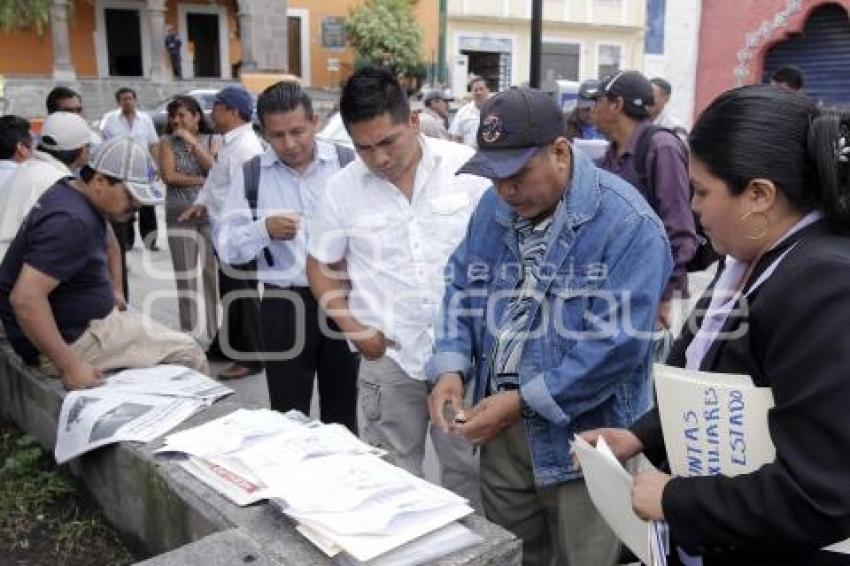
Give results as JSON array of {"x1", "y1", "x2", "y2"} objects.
[{"x1": 0, "y1": 137, "x2": 208, "y2": 390}]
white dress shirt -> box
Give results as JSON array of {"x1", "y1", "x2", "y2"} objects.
[
  {"x1": 0, "y1": 151, "x2": 71, "y2": 262},
  {"x1": 309, "y1": 136, "x2": 490, "y2": 380},
  {"x1": 0, "y1": 160, "x2": 19, "y2": 191},
  {"x1": 449, "y1": 101, "x2": 481, "y2": 148},
  {"x1": 100, "y1": 109, "x2": 159, "y2": 147},
  {"x1": 195, "y1": 123, "x2": 263, "y2": 228},
  {"x1": 216, "y1": 141, "x2": 345, "y2": 288}
]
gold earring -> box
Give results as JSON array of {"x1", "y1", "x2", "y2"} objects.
[{"x1": 739, "y1": 210, "x2": 770, "y2": 240}]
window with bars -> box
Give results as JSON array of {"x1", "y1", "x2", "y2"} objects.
[{"x1": 541, "y1": 42, "x2": 580, "y2": 92}]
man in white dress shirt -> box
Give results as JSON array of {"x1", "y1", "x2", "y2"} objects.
[
  {"x1": 216, "y1": 81, "x2": 359, "y2": 429},
  {"x1": 182, "y1": 85, "x2": 264, "y2": 380},
  {"x1": 101, "y1": 87, "x2": 161, "y2": 251},
  {"x1": 449, "y1": 76, "x2": 491, "y2": 148},
  {"x1": 307, "y1": 67, "x2": 490, "y2": 504}
]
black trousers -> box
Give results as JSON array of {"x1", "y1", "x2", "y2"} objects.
[
  {"x1": 139, "y1": 205, "x2": 158, "y2": 248},
  {"x1": 261, "y1": 285, "x2": 359, "y2": 433},
  {"x1": 169, "y1": 52, "x2": 182, "y2": 79},
  {"x1": 217, "y1": 261, "x2": 262, "y2": 368}
]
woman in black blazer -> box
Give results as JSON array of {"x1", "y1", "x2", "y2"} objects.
[{"x1": 583, "y1": 85, "x2": 850, "y2": 565}]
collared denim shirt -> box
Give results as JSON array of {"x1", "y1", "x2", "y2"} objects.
[{"x1": 425, "y1": 147, "x2": 673, "y2": 487}]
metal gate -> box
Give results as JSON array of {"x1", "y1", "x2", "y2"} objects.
[{"x1": 764, "y1": 3, "x2": 850, "y2": 106}]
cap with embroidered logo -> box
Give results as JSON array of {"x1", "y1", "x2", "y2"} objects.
[{"x1": 456, "y1": 86, "x2": 565, "y2": 180}]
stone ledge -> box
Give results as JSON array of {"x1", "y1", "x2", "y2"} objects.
[{"x1": 0, "y1": 346, "x2": 521, "y2": 565}]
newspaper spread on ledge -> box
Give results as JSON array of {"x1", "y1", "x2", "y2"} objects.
[
  {"x1": 163, "y1": 409, "x2": 475, "y2": 563},
  {"x1": 653, "y1": 363, "x2": 850, "y2": 555},
  {"x1": 54, "y1": 365, "x2": 232, "y2": 464}
]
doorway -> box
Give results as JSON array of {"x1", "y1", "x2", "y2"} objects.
[
  {"x1": 462, "y1": 50, "x2": 501, "y2": 92},
  {"x1": 288, "y1": 16, "x2": 302, "y2": 77},
  {"x1": 105, "y1": 8, "x2": 143, "y2": 76},
  {"x1": 188, "y1": 13, "x2": 221, "y2": 78}
]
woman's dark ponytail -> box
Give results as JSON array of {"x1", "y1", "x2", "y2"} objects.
[{"x1": 808, "y1": 111, "x2": 850, "y2": 232}]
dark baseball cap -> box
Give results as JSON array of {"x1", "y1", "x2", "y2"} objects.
[
  {"x1": 214, "y1": 85, "x2": 254, "y2": 120},
  {"x1": 456, "y1": 87, "x2": 565, "y2": 180},
  {"x1": 592, "y1": 70, "x2": 654, "y2": 117},
  {"x1": 577, "y1": 79, "x2": 601, "y2": 109}
]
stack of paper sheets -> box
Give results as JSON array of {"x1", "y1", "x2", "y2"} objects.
[{"x1": 158, "y1": 409, "x2": 480, "y2": 564}]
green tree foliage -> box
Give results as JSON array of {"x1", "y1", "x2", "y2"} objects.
[
  {"x1": 345, "y1": 0, "x2": 424, "y2": 77},
  {"x1": 0, "y1": 0, "x2": 53, "y2": 34}
]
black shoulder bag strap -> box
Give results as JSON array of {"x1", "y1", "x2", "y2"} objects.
[
  {"x1": 335, "y1": 144, "x2": 356, "y2": 168},
  {"x1": 241, "y1": 155, "x2": 273, "y2": 267}
]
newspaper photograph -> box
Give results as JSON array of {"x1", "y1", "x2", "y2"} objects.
[
  {"x1": 53, "y1": 364, "x2": 233, "y2": 464},
  {"x1": 55, "y1": 390, "x2": 204, "y2": 464}
]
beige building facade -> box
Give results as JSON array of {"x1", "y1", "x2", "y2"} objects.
[{"x1": 447, "y1": 0, "x2": 646, "y2": 94}]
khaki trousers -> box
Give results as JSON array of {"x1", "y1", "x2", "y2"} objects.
[
  {"x1": 481, "y1": 420, "x2": 620, "y2": 566},
  {"x1": 358, "y1": 356, "x2": 481, "y2": 509},
  {"x1": 39, "y1": 309, "x2": 209, "y2": 376}
]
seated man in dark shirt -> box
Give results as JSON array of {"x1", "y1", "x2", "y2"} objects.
[{"x1": 0, "y1": 136, "x2": 208, "y2": 390}]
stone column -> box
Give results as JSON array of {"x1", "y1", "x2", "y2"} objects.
[
  {"x1": 147, "y1": 0, "x2": 169, "y2": 82},
  {"x1": 50, "y1": 0, "x2": 76, "y2": 81},
  {"x1": 237, "y1": 0, "x2": 258, "y2": 73}
]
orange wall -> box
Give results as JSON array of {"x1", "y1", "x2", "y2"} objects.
[
  {"x1": 0, "y1": 1, "x2": 96, "y2": 77},
  {"x1": 289, "y1": 0, "x2": 439, "y2": 89},
  {"x1": 0, "y1": 0, "x2": 240, "y2": 78}
]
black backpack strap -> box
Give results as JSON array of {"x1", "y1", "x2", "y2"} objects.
[
  {"x1": 242, "y1": 155, "x2": 263, "y2": 221},
  {"x1": 241, "y1": 155, "x2": 273, "y2": 266},
  {"x1": 335, "y1": 144, "x2": 356, "y2": 168}
]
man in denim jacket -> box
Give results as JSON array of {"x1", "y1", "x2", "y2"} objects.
[{"x1": 426, "y1": 87, "x2": 672, "y2": 565}]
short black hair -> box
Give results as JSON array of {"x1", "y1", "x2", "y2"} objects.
[
  {"x1": 256, "y1": 81, "x2": 314, "y2": 127},
  {"x1": 0, "y1": 115, "x2": 32, "y2": 159},
  {"x1": 339, "y1": 66, "x2": 410, "y2": 129},
  {"x1": 115, "y1": 87, "x2": 137, "y2": 102},
  {"x1": 37, "y1": 143, "x2": 85, "y2": 167},
  {"x1": 650, "y1": 77, "x2": 672, "y2": 97},
  {"x1": 46, "y1": 86, "x2": 81, "y2": 114},
  {"x1": 603, "y1": 93, "x2": 649, "y2": 120},
  {"x1": 771, "y1": 65, "x2": 805, "y2": 90},
  {"x1": 468, "y1": 76, "x2": 487, "y2": 91},
  {"x1": 424, "y1": 97, "x2": 442, "y2": 109},
  {"x1": 79, "y1": 164, "x2": 122, "y2": 185}
]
